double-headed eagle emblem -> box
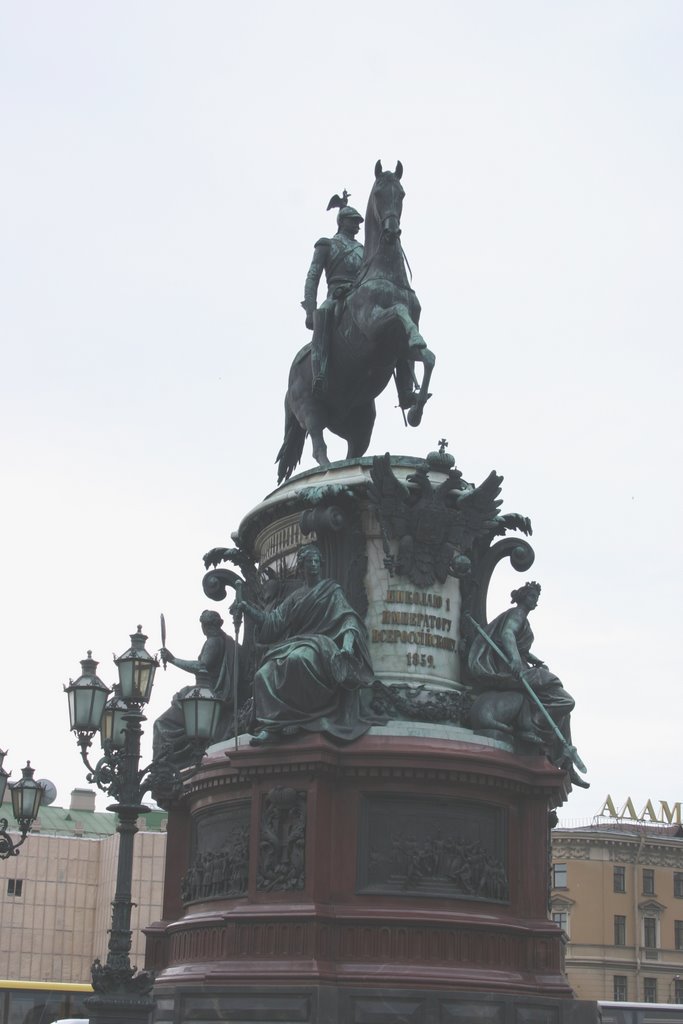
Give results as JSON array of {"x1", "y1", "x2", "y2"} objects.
[{"x1": 368, "y1": 452, "x2": 532, "y2": 588}]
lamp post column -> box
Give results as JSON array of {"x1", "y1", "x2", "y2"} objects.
[
  {"x1": 66, "y1": 627, "x2": 225, "y2": 1024},
  {"x1": 102, "y1": 708, "x2": 147, "y2": 971},
  {"x1": 86, "y1": 706, "x2": 155, "y2": 1024}
]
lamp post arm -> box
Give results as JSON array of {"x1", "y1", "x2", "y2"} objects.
[
  {"x1": 0, "y1": 818, "x2": 30, "y2": 860},
  {"x1": 138, "y1": 751, "x2": 184, "y2": 804}
]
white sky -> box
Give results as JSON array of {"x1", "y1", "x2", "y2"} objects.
[{"x1": 1, "y1": 2, "x2": 681, "y2": 825}]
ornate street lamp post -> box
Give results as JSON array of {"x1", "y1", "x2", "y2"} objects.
[
  {"x1": 65, "y1": 626, "x2": 223, "y2": 1024},
  {"x1": 0, "y1": 753, "x2": 44, "y2": 859}
]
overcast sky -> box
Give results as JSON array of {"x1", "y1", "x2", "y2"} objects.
[{"x1": 1, "y1": 2, "x2": 681, "y2": 826}]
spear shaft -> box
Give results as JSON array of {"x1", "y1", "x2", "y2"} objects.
[
  {"x1": 232, "y1": 582, "x2": 243, "y2": 751},
  {"x1": 465, "y1": 613, "x2": 587, "y2": 774}
]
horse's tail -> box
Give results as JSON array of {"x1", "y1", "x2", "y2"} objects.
[{"x1": 275, "y1": 396, "x2": 306, "y2": 484}]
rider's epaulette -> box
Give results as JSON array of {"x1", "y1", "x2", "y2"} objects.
[{"x1": 314, "y1": 237, "x2": 332, "y2": 249}]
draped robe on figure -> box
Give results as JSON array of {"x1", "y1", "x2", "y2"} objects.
[{"x1": 253, "y1": 577, "x2": 378, "y2": 741}]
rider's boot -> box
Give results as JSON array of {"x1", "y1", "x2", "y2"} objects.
[{"x1": 311, "y1": 307, "x2": 331, "y2": 397}]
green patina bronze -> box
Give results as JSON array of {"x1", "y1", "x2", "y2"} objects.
[
  {"x1": 466, "y1": 582, "x2": 589, "y2": 788},
  {"x1": 234, "y1": 544, "x2": 379, "y2": 745},
  {"x1": 276, "y1": 160, "x2": 436, "y2": 483},
  {"x1": 154, "y1": 610, "x2": 238, "y2": 768}
]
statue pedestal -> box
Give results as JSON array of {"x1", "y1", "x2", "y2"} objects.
[
  {"x1": 233, "y1": 457, "x2": 465, "y2": 692},
  {"x1": 147, "y1": 452, "x2": 594, "y2": 1021},
  {"x1": 145, "y1": 730, "x2": 597, "y2": 1023}
]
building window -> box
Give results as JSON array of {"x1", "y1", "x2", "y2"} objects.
[
  {"x1": 614, "y1": 915, "x2": 626, "y2": 946},
  {"x1": 644, "y1": 916, "x2": 658, "y2": 950},
  {"x1": 552, "y1": 863, "x2": 567, "y2": 888},
  {"x1": 613, "y1": 976, "x2": 628, "y2": 1001},
  {"x1": 6, "y1": 878, "x2": 23, "y2": 897},
  {"x1": 643, "y1": 868, "x2": 655, "y2": 895},
  {"x1": 675, "y1": 920, "x2": 683, "y2": 951},
  {"x1": 675, "y1": 978, "x2": 683, "y2": 1003},
  {"x1": 675, "y1": 872, "x2": 683, "y2": 898},
  {"x1": 614, "y1": 865, "x2": 626, "y2": 893},
  {"x1": 552, "y1": 911, "x2": 568, "y2": 933},
  {"x1": 643, "y1": 978, "x2": 657, "y2": 1003}
]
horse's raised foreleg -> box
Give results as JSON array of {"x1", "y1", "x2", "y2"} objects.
[
  {"x1": 363, "y1": 302, "x2": 435, "y2": 426},
  {"x1": 407, "y1": 344, "x2": 436, "y2": 426}
]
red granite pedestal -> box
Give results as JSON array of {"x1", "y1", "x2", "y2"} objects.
[{"x1": 145, "y1": 731, "x2": 598, "y2": 1023}]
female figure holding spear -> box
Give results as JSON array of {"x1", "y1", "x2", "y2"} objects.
[{"x1": 467, "y1": 582, "x2": 588, "y2": 788}]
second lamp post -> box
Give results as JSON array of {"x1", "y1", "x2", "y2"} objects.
[{"x1": 65, "y1": 625, "x2": 222, "y2": 1024}]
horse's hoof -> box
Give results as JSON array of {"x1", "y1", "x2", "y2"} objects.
[{"x1": 407, "y1": 405, "x2": 423, "y2": 427}]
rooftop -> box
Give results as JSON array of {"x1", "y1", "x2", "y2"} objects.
[{"x1": 0, "y1": 790, "x2": 167, "y2": 838}]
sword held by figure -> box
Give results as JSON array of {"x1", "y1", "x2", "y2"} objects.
[
  {"x1": 160, "y1": 613, "x2": 167, "y2": 670},
  {"x1": 465, "y1": 612, "x2": 587, "y2": 776}
]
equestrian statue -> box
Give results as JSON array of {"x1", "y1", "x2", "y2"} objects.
[{"x1": 276, "y1": 160, "x2": 436, "y2": 483}]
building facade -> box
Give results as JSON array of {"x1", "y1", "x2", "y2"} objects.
[
  {"x1": 0, "y1": 788, "x2": 166, "y2": 984},
  {"x1": 551, "y1": 822, "x2": 683, "y2": 1004}
]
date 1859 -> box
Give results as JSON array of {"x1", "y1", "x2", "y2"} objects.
[{"x1": 406, "y1": 653, "x2": 435, "y2": 669}]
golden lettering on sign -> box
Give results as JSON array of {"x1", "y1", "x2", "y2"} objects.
[
  {"x1": 598, "y1": 794, "x2": 682, "y2": 825},
  {"x1": 371, "y1": 589, "x2": 456, "y2": 669}
]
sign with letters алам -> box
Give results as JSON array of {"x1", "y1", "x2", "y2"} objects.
[{"x1": 598, "y1": 795, "x2": 681, "y2": 825}]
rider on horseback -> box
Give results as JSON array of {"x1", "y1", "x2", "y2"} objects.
[{"x1": 302, "y1": 194, "x2": 364, "y2": 397}]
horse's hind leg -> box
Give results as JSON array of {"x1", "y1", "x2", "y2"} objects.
[
  {"x1": 345, "y1": 402, "x2": 376, "y2": 460},
  {"x1": 308, "y1": 408, "x2": 330, "y2": 468}
]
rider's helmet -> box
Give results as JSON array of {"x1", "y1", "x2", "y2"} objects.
[{"x1": 337, "y1": 206, "x2": 364, "y2": 226}]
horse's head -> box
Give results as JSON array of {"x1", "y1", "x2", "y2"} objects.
[{"x1": 367, "y1": 159, "x2": 405, "y2": 246}]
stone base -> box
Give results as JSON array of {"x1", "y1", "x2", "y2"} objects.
[
  {"x1": 151, "y1": 984, "x2": 599, "y2": 1023},
  {"x1": 85, "y1": 993, "x2": 155, "y2": 1024},
  {"x1": 146, "y1": 730, "x2": 583, "y2": 1021}
]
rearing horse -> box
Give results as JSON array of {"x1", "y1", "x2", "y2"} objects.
[{"x1": 276, "y1": 160, "x2": 436, "y2": 484}]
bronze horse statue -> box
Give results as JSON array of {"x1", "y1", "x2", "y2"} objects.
[{"x1": 276, "y1": 160, "x2": 436, "y2": 483}]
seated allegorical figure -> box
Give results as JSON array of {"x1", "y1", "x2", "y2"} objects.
[
  {"x1": 234, "y1": 543, "x2": 379, "y2": 746},
  {"x1": 154, "y1": 609, "x2": 237, "y2": 768}
]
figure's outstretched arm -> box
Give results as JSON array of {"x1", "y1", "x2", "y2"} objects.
[{"x1": 159, "y1": 650, "x2": 203, "y2": 675}]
